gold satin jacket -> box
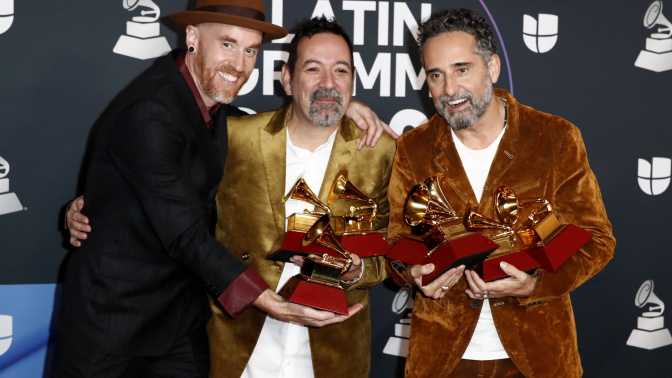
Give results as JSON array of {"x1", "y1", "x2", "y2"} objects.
[{"x1": 207, "y1": 105, "x2": 396, "y2": 378}]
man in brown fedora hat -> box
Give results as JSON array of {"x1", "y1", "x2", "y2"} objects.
[{"x1": 53, "y1": 2, "x2": 390, "y2": 377}]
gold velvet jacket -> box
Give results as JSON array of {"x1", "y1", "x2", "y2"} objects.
[
  {"x1": 386, "y1": 89, "x2": 615, "y2": 377},
  {"x1": 207, "y1": 105, "x2": 396, "y2": 378}
]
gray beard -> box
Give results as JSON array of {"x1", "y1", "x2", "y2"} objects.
[
  {"x1": 435, "y1": 79, "x2": 494, "y2": 130},
  {"x1": 308, "y1": 88, "x2": 344, "y2": 127}
]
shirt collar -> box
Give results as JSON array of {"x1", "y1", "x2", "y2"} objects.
[{"x1": 174, "y1": 51, "x2": 220, "y2": 128}]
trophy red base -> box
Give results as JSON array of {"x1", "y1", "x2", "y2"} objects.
[
  {"x1": 268, "y1": 231, "x2": 337, "y2": 262},
  {"x1": 387, "y1": 234, "x2": 499, "y2": 286},
  {"x1": 525, "y1": 224, "x2": 593, "y2": 272},
  {"x1": 475, "y1": 251, "x2": 541, "y2": 282},
  {"x1": 341, "y1": 233, "x2": 389, "y2": 257},
  {"x1": 277, "y1": 276, "x2": 349, "y2": 315}
]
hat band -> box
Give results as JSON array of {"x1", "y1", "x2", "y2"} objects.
[{"x1": 195, "y1": 5, "x2": 265, "y2": 22}]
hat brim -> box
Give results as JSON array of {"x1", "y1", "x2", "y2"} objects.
[{"x1": 168, "y1": 11, "x2": 288, "y2": 42}]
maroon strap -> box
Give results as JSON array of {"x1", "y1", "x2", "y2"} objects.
[
  {"x1": 174, "y1": 51, "x2": 220, "y2": 128},
  {"x1": 195, "y1": 5, "x2": 265, "y2": 21}
]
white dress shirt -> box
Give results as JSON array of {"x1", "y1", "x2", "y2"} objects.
[{"x1": 241, "y1": 127, "x2": 338, "y2": 378}]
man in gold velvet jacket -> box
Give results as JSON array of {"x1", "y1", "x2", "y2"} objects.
[
  {"x1": 207, "y1": 17, "x2": 395, "y2": 378},
  {"x1": 386, "y1": 9, "x2": 615, "y2": 377}
]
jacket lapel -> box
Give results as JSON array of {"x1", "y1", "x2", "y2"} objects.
[
  {"x1": 260, "y1": 107, "x2": 290, "y2": 237},
  {"x1": 482, "y1": 95, "x2": 521, "y2": 203},
  {"x1": 429, "y1": 116, "x2": 477, "y2": 209},
  {"x1": 163, "y1": 50, "x2": 223, "y2": 189},
  {"x1": 317, "y1": 118, "x2": 358, "y2": 202}
]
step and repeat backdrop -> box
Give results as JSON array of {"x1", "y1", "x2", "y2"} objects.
[{"x1": 1, "y1": 0, "x2": 671, "y2": 376}]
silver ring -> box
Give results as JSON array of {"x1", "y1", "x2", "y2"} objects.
[
  {"x1": 440, "y1": 285, "x2": 450, "y2": 292},
  {"x1": 483, "y1": 290, "x2": 489, "y2": 299}
]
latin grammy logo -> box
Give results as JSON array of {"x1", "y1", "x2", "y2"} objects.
[
  {"x1": 523, "y1": 13, "x2": 559, "y2": 53},
  {"x1": 113, "y1": 0, "x2": 171, "y2": 60},
  {"x1": 0, "y1": 156, "x2": 23, "y2": 216},
  {"x1": 638, "y1": 157, "x2": 671, "y2": 195},
  {"x1": 0, "y1": 0, "x2": 13, "y2": 35},
  {"x1": 635, "y1": 1, "x2": 672, "y2": 72},
  {"x1": 626, "y1": 279, "x2": 672, "y2": 350},
  {"x1": 0, "y1": 315, "x2": 12, "y2": 357},
  {"x1": 382, "y1": 286, "x2": 414, "y2": 358}
]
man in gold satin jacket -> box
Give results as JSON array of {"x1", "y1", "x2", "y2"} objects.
[
  {"x1": 207, "y1": 17, "x2": 395, "y2": 378},
  {"x1": 386, "y1": 8, "x2": 615, "y2": 378}
]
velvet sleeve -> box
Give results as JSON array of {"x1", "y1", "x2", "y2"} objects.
[
  {"x1": 385, "y1": 137, "x2": 422, "y2": 288},
  {"x1": 517, "y1": 123, "x2": 616, "y2": 305}
]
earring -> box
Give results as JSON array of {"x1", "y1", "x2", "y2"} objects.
[{"x1": 188, "y1": 46, "x2": 195, "y2": 53}]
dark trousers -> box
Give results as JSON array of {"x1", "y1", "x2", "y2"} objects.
[{"x1": 51, "y1": 334, "x2": 209, "y2": 378}]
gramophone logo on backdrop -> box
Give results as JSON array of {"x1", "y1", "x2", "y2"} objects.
[
  {"x1": 626, "y1": 280, "x2": 672, "y2": 349},
  {"x1": 0, "y1": 0, "x2": 13, "y2": 34},
  {"x1": 382, "y1": 286, "x2": 414, "y2": 358},
  {"x1": 0, "y1": 315, "x2": 12, "y2": 357},
  {"x1": 635, "y1": 1, "x2": 672, "y2": 72},
  {"x1": 638, "y1": 157, "x2": 671, "y2": 195},
  {"x1": 0, "y1": 156, "x2": 24, "y2": 216},
  {"x1": 113, "y1": 0, "x2": 171, "y2": 60},
  {"x1": 523, "y1": 13, "x2": 558, "y2": 53}
]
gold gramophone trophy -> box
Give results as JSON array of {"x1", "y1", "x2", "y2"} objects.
[
  {"x1": 284, "y1": 177, "x2": 331, "y2": 232},
  {"x1": 277, "y1": 214, "x2": 352, "y2": 314},
  {"x1": 466, "y1": 185, "x2": 541, "y2": 281},
  {"x1": 502, "y1": 185, "x2": 593, "y2": 272},
  {"x1": 386, "y1": 174, "x2": 499, "y2": 285},
  {"x1": 468, "y1": 185, "x2": 592, "y2": 281},
  {"x1": 269, "y1": 177, "x2": 336, "y2": 262},
  {"x1": 327, "y1": 168, "x2": 390, "y2": 257}
]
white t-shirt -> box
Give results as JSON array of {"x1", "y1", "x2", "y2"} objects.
[{"x1": 452, "y1": 126, "x2": 510, "y2": 360}]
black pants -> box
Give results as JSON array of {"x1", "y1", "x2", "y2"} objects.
[{"x1": 51, "y1": 334, "x2": 210, "y2": 378}]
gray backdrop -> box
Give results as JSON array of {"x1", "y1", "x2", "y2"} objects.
[{"x1": 1, "y1": 0, "x2": 671, "y2": 377}]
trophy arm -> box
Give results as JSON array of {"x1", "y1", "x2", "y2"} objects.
[
  {"x1": 322, "y1": 252, "x2": 353, "y2": 274},
  {"x1": 369, "y1": 199, "x2": 378, "y2": 218},
  {"x1": 643, "y1": 303, "x2": 665, "y2": 317},
  {"x1": 519, "y1": 197, "x2": 553, "y2": 224},
  {"x1": 346, "y1": 201, "x2": 378, "y2": 217},
  {"x1": 131, "y1": 0, "x2": 161, "y2": 22},
  {"x1": 466, "y1": 210, "x2": 517, "y2": 248}
]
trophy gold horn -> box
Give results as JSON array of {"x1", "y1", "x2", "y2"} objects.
[
  {"x1": 466, "y1": 206, "x2": 516, "y2": 249},
  {"x1": 495, "y1": 185, "x2": 520, "y2": 225},
  {"x1": 284, "y1": 177, "x2": 331, "y2": 215},
  {"x1": 328, "y1": 168, "x2": 377, "y2": 218},
  {"x1": 404, "y1": 174, "x2": 458, "y2": 226},
  {"x1": 495, "y1": 184, "x2": 552, "y2": 227}
]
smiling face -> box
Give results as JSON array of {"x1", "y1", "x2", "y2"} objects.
[
  {"x1": 186, "y1": 23, "x2": 262, "y2": 107},
  {"x1": 424, "y1": 31, "x2": 500, "y2": 130},
  {"x1": 282, "y1": 32, "x2": 354, "y2": 128}
]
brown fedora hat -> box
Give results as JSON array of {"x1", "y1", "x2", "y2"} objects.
[{"x1": 168, "y1": 0, "x2": 288, "y2": 42}]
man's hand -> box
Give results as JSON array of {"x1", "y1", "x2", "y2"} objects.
[
  {"x1": 345, "y1": 99, "x2": 399, "y2": 150},
  {"x1": 409, "y1": 263, "x2": 465, "y2": 299},
  {"x1": 253, "y1": 289, "x2": 363, "y2": 327},
  {"x1": 66, "y1": 196, "x2": 91, "y2": 247},
  {"x1": 464, "y1": 261, "x2": 537, "y2": 300}
]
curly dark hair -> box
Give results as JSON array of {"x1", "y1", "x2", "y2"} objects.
[
  {"x1": 286, "y1": 16, "x2": 354, "y2": 78},
  {"x1": 417, "y1": 8, "x2": 497, "y2": 65}
]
